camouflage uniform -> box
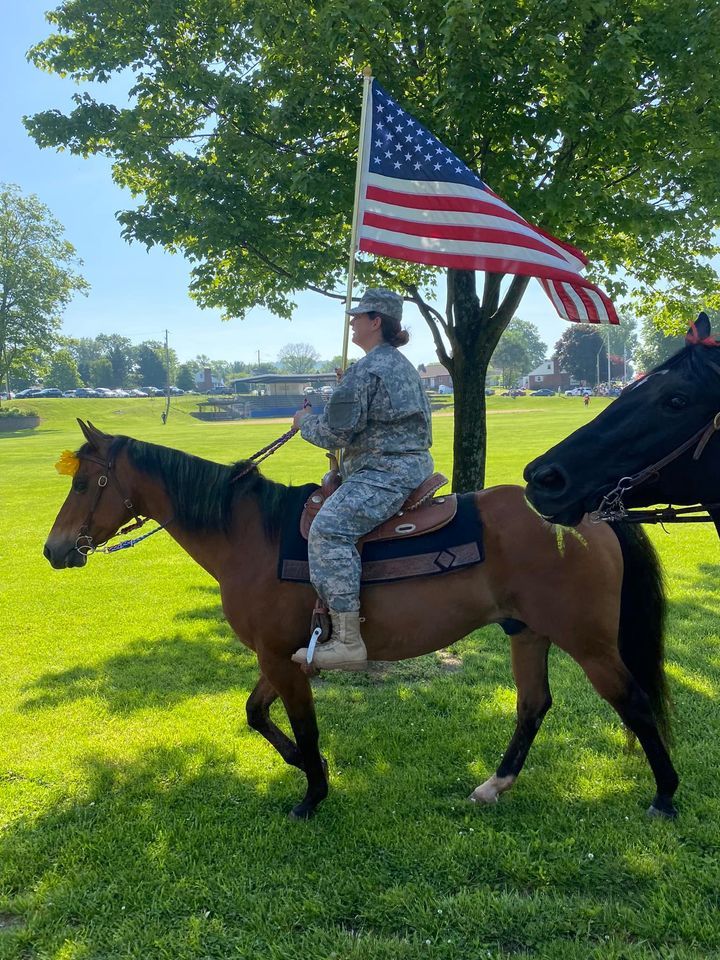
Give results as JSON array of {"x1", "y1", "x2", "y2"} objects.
[{"x1": 300, "y1": 342, "x2": 433, "y2": 612}]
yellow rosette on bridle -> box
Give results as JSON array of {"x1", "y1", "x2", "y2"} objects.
[{"x1": 55, "y1": 450, "x2": 80, "y2": 477}]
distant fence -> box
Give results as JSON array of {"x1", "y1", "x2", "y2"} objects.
[{"x1": 194, "y1": 392, "x2": 328, "y2": 421}]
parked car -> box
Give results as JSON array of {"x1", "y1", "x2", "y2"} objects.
[
  {"x1": 15, "y1": 388, "x2": 43, "y2": 398},
  {"x1": 320, "y1": 385, "x2": 334, "y2": 397},
  {"x1": 564, "y1": 387, "x2": 585, "y2": 396},
  {"x1": 484, "y1": 388, "x2": 495, "y2": 396},
  {"x1": 530, "y1": 388, "x2": 555, "y2": 396},
  {"x1": 75, "y1": 387, "x2": 100, "y2": 398},
  {"x1": 0, "y1": 391, "x2": 15, "y2": 400},
  {"x1": 36, "y1": 388, "x2": 64, "y2": 397},
  {"x1": 128, "y1": 389, "x2": 148, "y2": 397}
]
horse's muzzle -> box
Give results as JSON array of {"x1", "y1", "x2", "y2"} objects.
[{"x1": 43, "y1": 539, "x2": 87, "y2": 569}]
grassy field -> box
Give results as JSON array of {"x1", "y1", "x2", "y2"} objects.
[{"x1": 1, "y1": 395, "x2": 719, "y2": 960}]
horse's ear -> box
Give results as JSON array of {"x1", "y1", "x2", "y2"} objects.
[
  {"x1": 77, "y1": 419, "x2": 112, "y2": 452},
  {"x1": 688, "y1": 311, "x2": 712, "y2": 341}
]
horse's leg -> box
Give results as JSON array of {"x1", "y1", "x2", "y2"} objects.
[
  {"x1": 574, "y1": 651, "x2": 679, "y2": 818},
  {"x1": 246, "y1": 674, "x2": 304, "y2": 769},
  {"x1": 256, "y1": 653, "x2": 328, "y2": 820},
  {"x1": 470, "y1": 630, "x2": 552, "y2": 805}
]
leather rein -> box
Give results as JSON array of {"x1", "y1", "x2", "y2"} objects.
[
  {"x1": 590, "y1": 360, "x2": 720, "y2": 525},
  {"x1": 73, "y1": 417, "x2": 305, "y2": 556}
]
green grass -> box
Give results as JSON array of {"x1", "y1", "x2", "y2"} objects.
[{"x1": 1, "y1": 395, "x2": 719, "y2": 959}]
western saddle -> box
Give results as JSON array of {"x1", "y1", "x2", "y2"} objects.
[{"x1": 300, "y1": 459, "x2": 456, "y2": 544}]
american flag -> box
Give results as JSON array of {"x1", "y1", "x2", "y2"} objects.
[{"x1": 357, "y1": 81, "x2": 618, "y2": 325}]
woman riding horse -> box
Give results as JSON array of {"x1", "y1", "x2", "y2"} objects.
[{"x1": 291, "y1": 288, "x2": 434, "y2": 671}]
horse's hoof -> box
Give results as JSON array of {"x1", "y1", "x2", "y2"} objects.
[
  {"x1": 468, "y1": 774, "x2": 515, "y2": 805},
  {"x1": 288, "y1": 802, "x2": 316, "y2": 821},
  {"x1": 647, "y1": 802, "x2": 678, "y2": 820},
  {"x1": 468, "y1": 788, "x2": 499, "y2": 805}
]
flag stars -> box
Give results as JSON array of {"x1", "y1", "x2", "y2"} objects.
[{"x1": 393, "y1": 161, "x2": 402, "y2": 169}]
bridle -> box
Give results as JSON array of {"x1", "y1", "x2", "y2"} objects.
[
  {"x1": 590, "y1": 358, "x2": 720, "y2": 524},
  {"x1": 74, "y1": 450, "x2": 157, "y2": 556}
]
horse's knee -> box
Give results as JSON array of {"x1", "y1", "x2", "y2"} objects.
[
  {"x1": 246, "y1": 697, "x2": 268, "y2": 731},
  {"x1": 518, "y1": 692, "x2": 552, "y2": 727}
]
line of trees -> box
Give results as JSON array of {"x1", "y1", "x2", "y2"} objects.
[{"x1": 13, "y1": 336, "x2": 352, "y2": 392}]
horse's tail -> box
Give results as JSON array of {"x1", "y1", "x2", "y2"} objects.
[{"x1": 609, "y1": 521, "x2": 672, "y2": 745}]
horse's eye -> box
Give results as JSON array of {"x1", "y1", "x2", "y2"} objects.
[
  {"x1": 666, "y1": 395, "x2": 688, "y2": 411},
  {"x1": 72, "y1": 477, "x2": 88, "y2": 494}
]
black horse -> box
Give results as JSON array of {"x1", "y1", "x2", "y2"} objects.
[{"x1": 525, "y1": 312, "x2": 720, "y2": 527}]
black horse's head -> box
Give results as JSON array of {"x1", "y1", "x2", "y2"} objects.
[{"x1": 525, "y1": 312, "x2": 720, "y2": 525}]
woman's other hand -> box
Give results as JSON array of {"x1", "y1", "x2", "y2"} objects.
[{"x1": 293, "y1": 408, "x2": 312, "y2": 429}]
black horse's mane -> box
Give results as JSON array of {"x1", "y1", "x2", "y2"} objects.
[
  {"x1": 78, "y1": 436, "x2": 292, "y2": 538},
  {"x1": 628, "y1": 335, "x2": 720, "y2": 394}
]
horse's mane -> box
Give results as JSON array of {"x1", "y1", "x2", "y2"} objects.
[
  {"x1": 79, "y1": 436, "x2": 292, "y2": 538},
  {"x1": 655, "y1": 339, "x2": 719, "y2": 379}
]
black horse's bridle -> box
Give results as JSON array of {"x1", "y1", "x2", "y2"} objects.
[
  {"x1": 74, "y1": 451, "x2": 146, "y2": 555},
  {"x1": 590, "y1": 405, "x2": 720, "y2": 525}
]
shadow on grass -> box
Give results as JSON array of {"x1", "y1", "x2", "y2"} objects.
[
  {"x1": 0, "y1": 731, "x2": 710, "y2": 958},
  {"x1": 21, "y1": 608, "x2": 259, "y2": 715}
]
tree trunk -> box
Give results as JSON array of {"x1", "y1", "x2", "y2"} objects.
[{"x1": 447, "y1": 269, "x2": 530, "y2": 492}]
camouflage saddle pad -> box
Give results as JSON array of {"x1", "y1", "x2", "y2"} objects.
[{"x1": 277, "y1": 484, "x2": 484, "y2": 585}]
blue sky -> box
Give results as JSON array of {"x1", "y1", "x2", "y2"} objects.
[{"x1": 3, "y1": 2, "x2": 580, "y2": 368}]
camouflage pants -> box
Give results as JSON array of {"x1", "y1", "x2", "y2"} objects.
[{"x1": 308, "y1": 462, "x2": 432, "y2": 612}]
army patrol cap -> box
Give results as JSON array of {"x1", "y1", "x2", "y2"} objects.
[{"x1": 347, "y1": 288, "x2": 403, "y2": 322}]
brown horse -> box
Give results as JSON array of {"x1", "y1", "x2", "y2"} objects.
[{"x1": 44, "y1": 420, "x2": 678, "y2": 819}]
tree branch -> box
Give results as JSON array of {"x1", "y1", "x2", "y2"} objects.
[
  {"x1": 481, "y1": 272, "x2": 503, "y2": 316},
  {"x1": 496, "y1": 274, "x2": 530, "y2": 321},
  {"x1": 405, "y1": 282, "x2": 452, "y2": 370}
]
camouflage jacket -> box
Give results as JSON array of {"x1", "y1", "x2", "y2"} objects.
[{"x1": 300, "y1": 342, "x2": 433, "y2": 478}]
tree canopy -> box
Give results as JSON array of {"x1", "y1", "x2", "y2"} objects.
[
  {"x1": 491, "y1": 317, "x2": 547, "y2": 386},
  {"x1": 25, "y1": 0, "x2": 720, "y2": 485},
  {"x1": 0, "y1": 184, "x2": 88, "y2": 399},
  {"x1": 277, "y1": 342, "x2": 321, "y2": 374},
  {"x1": 554, "y1": 326, "x2": 608, "y2": 385}
]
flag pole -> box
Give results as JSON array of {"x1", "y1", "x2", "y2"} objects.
[{"x1": 340, "y1": 65, "x2": 373, "y2": 369}]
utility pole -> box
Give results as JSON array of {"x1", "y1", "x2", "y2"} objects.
[
  {"x1": 162, "y1": 329, "x2": 171, "y2": 424},
  {"x1": 606, "y1": 326, "x2": 612, "y2": 384}
]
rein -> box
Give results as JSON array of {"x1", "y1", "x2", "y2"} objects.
[
  {"x1": 590, "y1": 358, "x2": 720, "y2": 524},
  {"x1": 230, "y1": 427, "x2": 299, "y2": 482},
  {"x1": 76, "y1": 410, "x2": 310, "y2": 556},
  {"x1": 230, "y1": 400, "x2": 310, "y2": 482}
]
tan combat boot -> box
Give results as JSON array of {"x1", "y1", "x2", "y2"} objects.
[{"x1": 292, "y1": 610, "x2": 368, "y2": 671}]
